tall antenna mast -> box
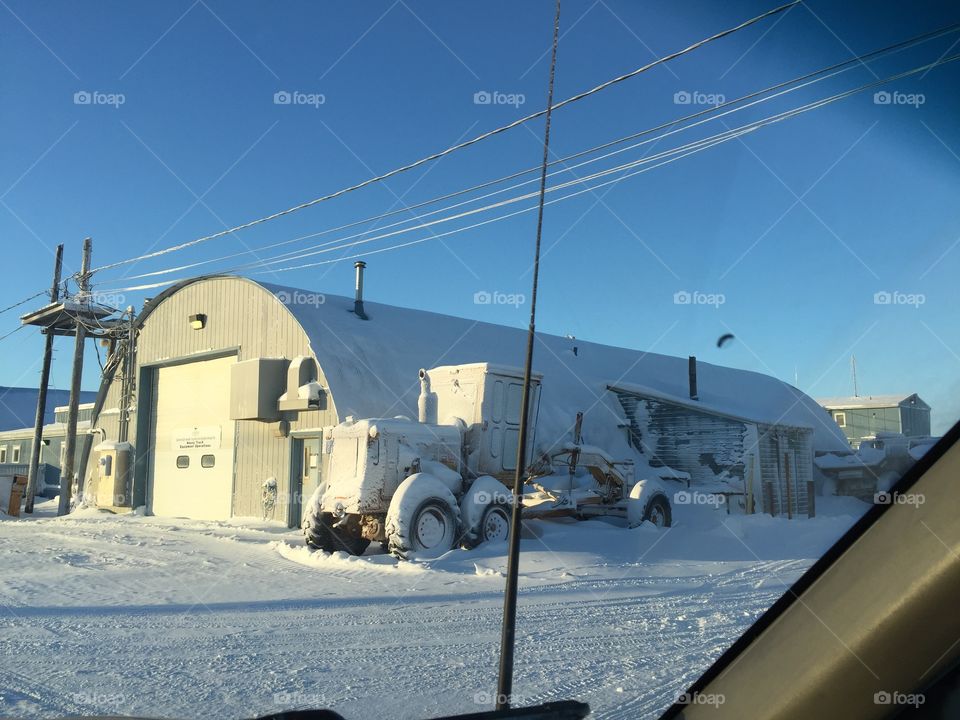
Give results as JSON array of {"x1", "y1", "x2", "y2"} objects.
[
  {"x1": 851, "y1": 354, "x2": 859, "y2": 397},
  {"x1": 496, "y1": 0, "x2": 561, "y2": 710}
]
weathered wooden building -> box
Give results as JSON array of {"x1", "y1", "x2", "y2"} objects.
[{"x1": 611, "y1": 386, "x2": 814, "y2": 516}]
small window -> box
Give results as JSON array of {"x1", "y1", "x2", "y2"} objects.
[
  {"x1": 176, "y1": 455, "x2": 190, "y2": 469},
  {"x1": 201, "y1": 454, "x2": 216, "y2": 468},
  {"x1": 834, "y1": 412, "x2": 846, "y2": 428},
  {"x1": 0, "y1": 446, "x2": 6, "y2": 463},
  {"x1": 11, "y1": 446, "x2": 21, "y2": 463}
]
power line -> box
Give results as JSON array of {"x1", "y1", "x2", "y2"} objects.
[
  {"x1": 110, "y1": 127, "x2": 757, "y2": 292},
  {"x1": 196, "y1": 51, "x2": 960, "y2": 276},
  {"x1": 0, "y1": 290, "x2": 50, "y2": 316},
  {"x1": 107, "y1": 128, "x2": 760, "y2": 292},
  {"x1": 98, "y1": 21, "x2": 960, "y2": 287},
  {"x1": 89, "y1": 1, "x2": 800, "y2": 276},
  {"x1": 0, "y1": 324, "x2": 28, "y2": 343},
  {"x1": 193, "y1": 53, "x2": 960, "y2": 279},
  {"x1": 101, "y1": 51, "x2": 960, "y2": 294}
]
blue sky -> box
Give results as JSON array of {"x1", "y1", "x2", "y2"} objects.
[{"x1": 1, "y1": 0, "x2": 959, "y2": 432}]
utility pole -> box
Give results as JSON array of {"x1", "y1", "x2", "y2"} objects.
[
  {"x1": 24, "y1": 244, "x2": 64, "y2": 514},
  {"x1": 58, "y1": 237, "x2": 92, "y2": 516},
  {"x1": 117, "y1": 306, "x2": 136, "y2": 442}
]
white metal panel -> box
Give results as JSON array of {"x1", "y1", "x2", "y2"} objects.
[{"x1": 149, "y1": 355, "x2": 236, "y2": 520}]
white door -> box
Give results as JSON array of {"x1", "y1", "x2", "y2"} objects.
[{"x1": 149, "y1": 355, "x2": 236, "y2": 520}]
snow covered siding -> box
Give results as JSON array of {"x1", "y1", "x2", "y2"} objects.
[
  {"x1": 612, "y1": 387, "x2": 815, "y2": 516},
  {"x1": 615, "y1": 392, "x2": 750, "y2": 486}
]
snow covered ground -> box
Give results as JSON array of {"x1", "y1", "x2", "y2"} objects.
[{"x1": 0, "y1": 497, "x2": 868, "y2": 719}]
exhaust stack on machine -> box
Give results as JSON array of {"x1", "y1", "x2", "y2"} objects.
[
  {"x1": 353, "y1": 261, "x2": 368, "y2": 320},
  {"x1": 418, "y1": 369, "x2": 437, "y2": 424}
]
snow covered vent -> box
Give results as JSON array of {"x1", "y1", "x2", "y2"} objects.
[{"x1": 353, "y1": 260, "x2": 368, "y2": 320}]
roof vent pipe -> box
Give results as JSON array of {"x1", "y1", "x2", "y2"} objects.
[
  {"x1": 689, "y1": 355, "x2": 699, "y2": 401},
  {"x1": 353, "y1": 261, "x2": 368, "y2": 320}
]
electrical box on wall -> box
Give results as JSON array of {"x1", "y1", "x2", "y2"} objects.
[
  {"x1": 94, "y1": 441, "x2": 132, "y2": 508},
  {"x1": 230, "y1": 358, "x2": 290, "y2": 421}
]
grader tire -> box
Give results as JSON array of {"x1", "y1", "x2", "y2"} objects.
[{"x1": 386, "y1": 474, "x2": 461, "y2": 560}]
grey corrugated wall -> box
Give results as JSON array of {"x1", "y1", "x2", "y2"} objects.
[{"x1": 87, "y1": 276, "x2": 340, "y2": 525}]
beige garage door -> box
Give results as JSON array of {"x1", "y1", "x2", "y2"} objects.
[{"x1": 149, "y1": 355, "x2": 236, "y2": 520}]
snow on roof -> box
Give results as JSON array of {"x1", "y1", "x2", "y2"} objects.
[
  {"x1": 53, "y1": 402, "x2": 96, "y2": 413},
  {"x1": 0, "y1": 418, "x2": 92, "y2": 440},
  {"x1": 816, "y1": 394, "x2": 923, "y2": 410},
  {"x1": 256, "y1": 279, "x2": 850, "y2": 454}
]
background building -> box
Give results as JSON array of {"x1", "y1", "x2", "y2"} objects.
[
  {"x1": 0, "y1": 402, "x2": 96, "y2": 498},
  {"x1": 817, "y1": 394, "x2": 932, "y2": 448}
]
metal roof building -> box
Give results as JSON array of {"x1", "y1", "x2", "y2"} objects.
[{"x1": 82, "y1": 275, "x2": 849, "y2": 526}]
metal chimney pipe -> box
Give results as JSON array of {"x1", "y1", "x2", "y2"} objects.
[
  {"x1": 353, "y1": 261, "x2": 368, "y2": 320},
  {"x1": 689, "y1": 355, "x2": 699, "y2": 400}
]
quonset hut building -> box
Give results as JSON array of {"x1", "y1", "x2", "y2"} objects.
[{"x1": 82, "y1": 274, "x2": 849, "y2": 526}]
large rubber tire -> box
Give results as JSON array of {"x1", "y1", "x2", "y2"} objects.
[
  {"x1": 386, "y1": 475, "x2": 461, "y2": 560},
  {"x1": 304, "y1": 511, "x2": 371, "y2": 555},
  {"x1": 643, "y1": 494, "x2": 672, "y2": 528},
  {"x1": 477, "y1": 503, "x2": 511, "y2": 545},
  {"x1": 304, "y1": 509, "x2": 334, "y2": 551},
  {"x1": 458, "y1": 475, "x2": 512, "y2": 549}
]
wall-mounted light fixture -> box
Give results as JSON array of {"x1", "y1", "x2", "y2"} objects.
[{"x1": 189, "y1": 313, "x2": 207, "y2": 330}]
